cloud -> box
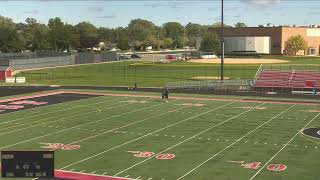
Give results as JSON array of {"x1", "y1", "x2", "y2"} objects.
[
  {"x1": 225, "y1": 7, "x2": 239, "y2": 12},
  {"x1": 143, "y1": 1, "x2": 182, "y2": 9},
  {"x1": 280, "y1": 13, "x2": 287, "y2": 17},
  {"x1": 234, "y1": 14, "x2": 242, "y2": 18},
  {"x1": 96, "y1": 15, "x2": 117, "y2": 19},
  {"x1": 242, "y1": 0, "x2": 281, "y2": 7},
  {"x1": 208, "y1": 7, "x2": 217, "y2": 12},
  {"x1": 306, "y1": 11, "x2": 320, "y2": 16},
  {"x1": 23, "y1": 10, "x2": 39, "y2": 15},
  {"x1": 144, "y1": 2, "x2": 165, "y2": 8},
  {"x1": 88, "y1": 7, "x2": 104, "y2": 13},
  {"x1": 264, "y1": 12, "x2": 271, "y2": 16}
]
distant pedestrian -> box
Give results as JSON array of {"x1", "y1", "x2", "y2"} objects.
[
  {"x1": 312, "y1": 87, "x2": 317, "y2": 96},
  {"x1": 164, "y1": 88, "x2": 169, "y2": 101},
  {"x1": 161, "y1": 89, "x2": 165, "y2": 101}
]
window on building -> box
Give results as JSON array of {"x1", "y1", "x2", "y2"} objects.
[
  {"x1": 272, "y1": 43, "x2": 281, "y2": 48},
  {"x1": 308, "y1": 47, "x2": 317, "y2": 56}
]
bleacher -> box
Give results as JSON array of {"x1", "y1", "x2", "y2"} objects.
[{"x1": 255, "y1": 69, "x2": 320, "y2": 89}]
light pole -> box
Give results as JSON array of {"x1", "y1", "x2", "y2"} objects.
[{"x1": 220, "y1": 0, "x2": 224, "y2": 81}]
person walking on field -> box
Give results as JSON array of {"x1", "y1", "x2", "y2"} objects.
[
  {"x1": 161, "y1": 88, "x2": 169, "y2": 102},
  {"x1": 164, "y1": 88, "x2": 169, "y2": 101},
  {"x1": 161, "y1": 89, "x2": 165, "y2": 101}
]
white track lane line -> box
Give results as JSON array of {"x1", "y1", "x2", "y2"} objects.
[
  {"x1": 249, "y1": 111, "x2": 320, "y2": 180},
  {"x1": 0, "y1": 100, "x2": 133, "y2": 136},
  {"x1": 0, "y1": 96, "x2": 126, "y2": 126},
  {"x1": 113, "y1": 103, "x2": 266, "y2": 176},
  {"x1": 64, "y1": 100, "x2": 191, "y2": 146},
  {"x1": 177, "y1": 104, "x2": 295, "y2": 180},
  {"x1": 0, "y1": 99, "x2": 169, "y2": 150},
  {"x1": 59, "y1": 101, "x2": 236, "y2": 170}
]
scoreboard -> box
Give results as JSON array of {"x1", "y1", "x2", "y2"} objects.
[{"x1": 1, "y1": 151, "x2": 54, "y2": 178}]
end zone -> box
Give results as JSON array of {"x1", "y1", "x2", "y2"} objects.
[{"x1": 51, "y1": 170, "x2": 132, "y2": 180}]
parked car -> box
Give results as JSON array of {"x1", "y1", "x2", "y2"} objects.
[
  {"x1": 118, "y1": 55, "x2": 131, "y2": 60},
  {"x1": 131, "y1": 54, "x2": 141, "y2": 59},
  {"x1": 201, "y1": 54, "x2": 217, "y2": 59}
]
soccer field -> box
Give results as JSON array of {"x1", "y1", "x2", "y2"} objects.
[{"x1": 0, "y1": 91, "x2": 320, "y2": 180}]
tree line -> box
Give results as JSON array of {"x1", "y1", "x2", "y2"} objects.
[{"x1": 0, "y1": 16, "x2": 244, "y2": 53}]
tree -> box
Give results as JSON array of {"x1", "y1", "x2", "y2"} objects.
[
  {"x1": 163, "y1": 38, "x2": 173, "y2": 49},
  {"x1": 163, "y1": 22, "x2": 185, "y2": 48},
  {"x1": 128, "y1": 19, "x2": 155, "y2": 50},
  {"x1": 116, "y1": 27, "x2": 129, "y2": 51},
  {"x1": 117, "y1": 38, "x2": 129, "y2": 51},
  {"x1": 48, "y1": 17, "x2": 73, "y2": 51},
  {"x1": 284, "y1": 35, "x2": 308, "y2": 55},
  {"x1": 235, "y1": 22, "x2": 247, "y2": 28},
  {"x1": 200, "y1": 32, "x2": 220, "y2": 52},
  {"x1": 186, "y1": 23, "x2": 204, "y2": 47},
  {"x1": 22, "y1": 18, "x2": 50, "y2": 51},
  {"x1": 0, "y1": 16, "x2": 24, "y2": 52},
  {"x1": 75, "y1": 21, "x2": 99, "y2": 50}
]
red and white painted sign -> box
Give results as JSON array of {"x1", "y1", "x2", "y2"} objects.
[
  {"x1": 40, "y1": 143, "x2": 80, "y2": 151},
  {"x1": 241, "y1": 162, "x2": 261, "y2": 170},
  {"x1": 0, "y1": 105, "x2": 24, "y2": 110},
  {"x1": 9, "y1": 100, "x2": 48, "y2": 105},
  {"x1": 267, "y1": 164, "x2": 287, "y2": 171},
  {"x1": 127, "y1": 151, "x2": 175, "y2": 160},
  {"x1": 228, "y1": 160, "x2": 287, "y2": 172},
  {"x1": 156, "y1": 153, "x2": 175, "y2": 160}
]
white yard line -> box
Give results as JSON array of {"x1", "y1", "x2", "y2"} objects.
[
  {"x1": 177, "y1": 104, "x2": 295, "y2": 180},
  {"x1": 0, "y1": 97, "x2": 128, "y2": 132},
  {"x1": 0, "y1": 102, "x2": 131, "y2": 136},
  {"x1": 249, "y1": 111, "x2": 320, "y2": 180},
  {"x1": 0, "y1": 100, "x2": 167, "y2": 150},
  {"x1": 0, "y1": 96, "x2": 125, "y2": 126},
  {"x1": 113, "y1": 103, "x2": 266, "y2": 176},
  {"x1": 65, "y1": 100, "x2": 190, "y2": 146},
  {"x1": 60, "y1": 101, "x2": 235, "y2": 170}
]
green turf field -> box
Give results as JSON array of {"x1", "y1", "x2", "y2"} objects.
[
  {"x1": 1, "y1": 91, "x2": 320, "y2": 180},
  {"x1": 17, "y1": 55, "x2": 320, "y2": 88}
]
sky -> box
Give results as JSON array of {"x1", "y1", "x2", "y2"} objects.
[{"x1": 0, "y1": 0, "x2": 319, "y2": 28}]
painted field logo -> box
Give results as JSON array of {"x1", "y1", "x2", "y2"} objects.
[
  {"x1": 40, "y1": 143, "x2": 80, "y2": 151},
  {"x1": 127, "y1": 151, "x2": 175, "y2": 160},
  {"x1": 302, "y1": 127, "x2": 320, "y2": 139},
  {"x1": 267, "y1": 164, "x2": 287, "y2": 171},
  {"x1": 228, "y1": 161, "x2": 287, "y2": 172},
  {"x1": 9, "y1": 100, "x2": 48, "y2": 105},
  {"x1": 0, "y1": 105, "x2": 24, "y2": 110}
]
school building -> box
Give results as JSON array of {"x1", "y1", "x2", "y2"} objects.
[{"x1": 210, "y1": 26, "x2": 320, "y2": 55}]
